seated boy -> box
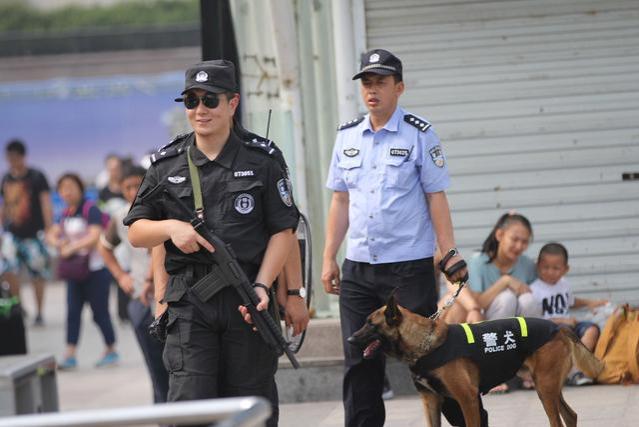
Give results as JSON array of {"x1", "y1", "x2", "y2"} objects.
[{"x1": 530, "y1": 242, "x2": 608, "y2": 385}]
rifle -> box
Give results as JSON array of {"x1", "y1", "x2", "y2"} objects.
[{"x1": 156, "y1": 185, "x2": 300, "y2": 369}]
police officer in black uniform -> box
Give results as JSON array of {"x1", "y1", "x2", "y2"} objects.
[{"x1": 125, "y1": 59, "x2": 299, "y2": 426}]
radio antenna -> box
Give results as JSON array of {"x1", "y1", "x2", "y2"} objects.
[{"x1": 265, "y1": 109, "x2": 272, "y2": 139}]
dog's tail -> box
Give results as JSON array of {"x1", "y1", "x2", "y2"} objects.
[{"x1": 561, "y1": 328, "x2": 605, "y2": 378}]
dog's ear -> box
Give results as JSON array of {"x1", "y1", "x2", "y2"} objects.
[{"x1": 384, "y1": 294, "x2": 403, "y2": 327}]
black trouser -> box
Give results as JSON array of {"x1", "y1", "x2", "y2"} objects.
[
  {"x1": 339, "y1": 258, "x2": 488, "y2": 427},
  {"x1": 163, "y1": 277, "x2": 279, "y2": 427},
  {"x1": 127, "y1": 298, "x2": 169, "y2": 403}
]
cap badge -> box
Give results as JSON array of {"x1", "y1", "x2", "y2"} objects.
[
  {"x1": 195, "y1": 71, "x2": 208, "y2": 82},
  {"x1": 369, "y1": 53, "x2": 380, "y2": 63}
]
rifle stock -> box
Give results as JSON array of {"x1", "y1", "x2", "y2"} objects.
[{"x1": 163, "y1": 187, "x2": 300, "y2": 368}]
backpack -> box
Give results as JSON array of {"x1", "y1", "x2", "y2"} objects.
[{"x1": 594, "y1": 304, "x2": 639, "y2": 384}]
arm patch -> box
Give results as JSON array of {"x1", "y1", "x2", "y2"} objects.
[
  {"x1": 404, "y1": 114, "x2": 431, "y2": 132},
  {"x1": 337, "y1": 116, "x2": 364, "y2": 131}
]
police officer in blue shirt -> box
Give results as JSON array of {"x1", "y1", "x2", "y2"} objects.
[{"x1": 322, "y1": 49, "x2": 473, "y2": 427}]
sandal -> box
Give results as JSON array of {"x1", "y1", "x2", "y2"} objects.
[{"x1": 489, "y1": 383, "x2": 510, "y2": 394}]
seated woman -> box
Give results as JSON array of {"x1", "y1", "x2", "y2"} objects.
[{"x1": 468, "y1": 212, "x2": 541, "y2": 319}]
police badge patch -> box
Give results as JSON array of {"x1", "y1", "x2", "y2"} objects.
[
  {"x1": 234, "y1": 193, "x2": 255, "y2": 214},
  {"x1": 277, "y1": 179, "x2": 293, "y2": 207},
  {"x1": 344, "y1": 148, "x2": 360, "y2": 157},
  {"x1": 429, "y1": 145, "x2": 445, "y2": 168}
]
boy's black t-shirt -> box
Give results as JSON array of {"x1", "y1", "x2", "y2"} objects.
[{"x1": 1, "y1": 168, "x2": 50, "y2": 238}]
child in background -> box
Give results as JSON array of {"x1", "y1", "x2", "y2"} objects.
[{"x1": 530, "y1": 242, "x2": 608, "y2": 385}]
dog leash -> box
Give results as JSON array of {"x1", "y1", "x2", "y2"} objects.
[
  {"x1": 429, "y1": 255, "x2": 469, "y2": 320},
  {"x1": 430, "y1": 280, "x2": 466, "y2": 320}
]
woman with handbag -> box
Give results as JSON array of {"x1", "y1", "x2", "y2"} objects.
[{"x1": 46, "y1": 173, "x2": 118, "y2": 370}]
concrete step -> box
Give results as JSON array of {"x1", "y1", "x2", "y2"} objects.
[
  {"x1": 275, "y1": 318, "x2": 417, "y2": 403},
  {"x1": 276, "y1": 357, "x2": 416, "y2": 404},
  {"x1": 290, "y1": 318, "x2": 343, "y2": 359}
]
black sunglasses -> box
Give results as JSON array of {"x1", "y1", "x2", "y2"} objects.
[{"x1": 176, "y1": 92, "x2": 221, "y2": 110}]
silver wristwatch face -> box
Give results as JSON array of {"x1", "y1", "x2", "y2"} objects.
[{"x1": 289, "y1": 287, "x2": 307, "y2": 298}]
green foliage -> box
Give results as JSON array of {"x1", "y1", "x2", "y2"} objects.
[{"x1": 0, "y1": 0, "x2": 199, "y2": 33}]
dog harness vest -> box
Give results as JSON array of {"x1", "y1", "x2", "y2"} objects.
[{"x1": 412, "y1": 317, "x2": 559, "y2": 394}]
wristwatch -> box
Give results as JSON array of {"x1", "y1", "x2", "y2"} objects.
[
  {"x1": 287, "y1": 287, "x2": 307, "y2": 299},
  {"x1": 445, "y1": 247, "x2": 459, "y2": 258}
]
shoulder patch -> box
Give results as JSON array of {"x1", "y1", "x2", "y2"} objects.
[
  {"x1": 242, "y1": 132, "x2": 278, "y2": 157},
  {"x1": 241, "y1": 131, "x2": 292, "y2": 176},
  {"x1": 159, "y1": 132, "x2": 192, "y2": 150},
  {"x1": 150, "y1": 145, "x2": 184, "y2": 165},
  {"x1": 404, "y1": 114, "x2": 431, "y2": 132},
  {"x1": 337, "y1": 116, "x2": 364, "y2": 131},
  {"x1": 152, "y1": 132, "x2": 192, "y2": 164}
]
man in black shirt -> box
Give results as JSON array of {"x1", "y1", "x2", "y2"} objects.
[
  {"x1": 125, "y1": 60, "x2": 299, "y2": 426},
  {"x1": 1, "y1": 139, "x2": 53, "y2": 325}
]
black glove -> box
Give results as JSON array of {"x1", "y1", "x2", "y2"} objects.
[{"x1": 148, "y1": 309, "x2": 169, "y2": 343}]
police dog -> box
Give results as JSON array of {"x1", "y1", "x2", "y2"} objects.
[{"x1": 348, "y1": 295, "x2": 604, "y2": 427}]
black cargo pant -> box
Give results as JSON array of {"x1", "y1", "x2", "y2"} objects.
[
  {"x1": 163, "y1": 274, "x2": 279, "y2": 427},
  {"x1": 339, "y1": 258, "x2": 488, "y2": 427}
]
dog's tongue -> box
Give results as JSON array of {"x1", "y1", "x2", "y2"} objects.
[{"x1": 363, "y1": 339, "x2": 381, "y2": 359}]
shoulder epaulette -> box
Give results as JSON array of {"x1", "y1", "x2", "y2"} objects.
[
  {"x1": 337, "y1": 116, "x2": 364, "y2": 131},
  {"x1": 242, "y1": 132, "x2": 278, "y2": 156},
  {"x1": 159, "y1": 132, "x2": 191, "y2": 150},
  {"x1": 404, "y1": 114, "x2": 431, "y2": 132},
  {"x1": 150, "y1": 132, "x2": 191, "y2": 164}
]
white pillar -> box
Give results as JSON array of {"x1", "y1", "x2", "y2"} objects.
[
  {"x1": 268, "y1": 0, "x2": 309, "y2": 212},
  {"x1": 331, "y1": 0, "x2": 359, "y2": 122}
]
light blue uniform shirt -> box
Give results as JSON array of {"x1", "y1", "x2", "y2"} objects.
[
  {"x1": 326, "y1": 106, "x2": 450, "y2": 264},
  {"x1": 467, "y1": 252, "x2": 537, "y2": 293}
]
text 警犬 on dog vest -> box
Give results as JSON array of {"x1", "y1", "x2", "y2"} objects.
[{"x1": 413, "y1": 317, "x2": 559, "y2": 394}]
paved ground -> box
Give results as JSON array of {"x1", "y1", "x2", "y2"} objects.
[{"x1": 10, "y1": 280, "x2": 639, "y2": 426}]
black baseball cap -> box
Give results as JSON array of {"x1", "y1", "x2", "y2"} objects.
[
  {"x1": 352, "y1": 49, "x2": 403, "y2": 81},
  {"x1": 179, "y1": 59, "x2": 238, "y2": 95}
]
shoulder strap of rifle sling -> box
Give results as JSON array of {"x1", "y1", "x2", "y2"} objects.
[{"x1": 186, "y1": 145, "x2": 205, "y2": 220}]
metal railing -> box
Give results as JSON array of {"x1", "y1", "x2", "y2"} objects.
[{"x1": 0, "y1": 397, "x2": 270, "y2": 427}]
